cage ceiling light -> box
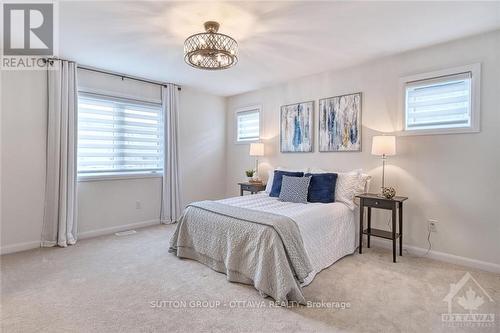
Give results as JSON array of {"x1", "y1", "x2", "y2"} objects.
[{"x1": 184, "y1": 21, "x2": 238, "y2": 70}]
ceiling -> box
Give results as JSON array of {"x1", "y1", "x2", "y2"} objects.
[{"x1": 59, "y1": 1, "x2": 500, "y2": 96}]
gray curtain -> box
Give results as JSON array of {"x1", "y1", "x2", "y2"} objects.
[
  {"x1": 160, "y1": 85, "x2": 182, "y2": 224},
  {"x1": 41, "y1": 60, "x2": 78, "y2": 247}
]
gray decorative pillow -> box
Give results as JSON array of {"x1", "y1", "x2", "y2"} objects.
[{"x1": 279, "y1": 175, "x2": 311, "y2": 203}]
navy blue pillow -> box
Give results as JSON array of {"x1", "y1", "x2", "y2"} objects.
[
  {"x1": 305, "y1": 173, "x2": 338, "y2": 203},
  {"x1": 269, "y1": 170, "x2": 304, "y2": 197}
]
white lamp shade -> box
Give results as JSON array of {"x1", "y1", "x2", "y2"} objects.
[
  {"x1": 249, "y1": 143, "x2": 264, "y2": 156},
  {"x1": 371, "y1": 136, "x2": 396, "y2": 156}
]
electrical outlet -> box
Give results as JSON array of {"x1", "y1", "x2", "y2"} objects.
[
  {"x1": 135, "y1": 201, "x2": 141, "y2": 209},
  {"x1": 428, "y1": 219, "x2": 438, "y2": 232}
]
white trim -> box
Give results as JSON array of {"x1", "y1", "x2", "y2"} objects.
[
  {"x1": 369, "y1": 238, "x2": 500, "y2": 274},
  {"x1": 3, "y1": 222, "x2": 499, "y2": 275},
  {"x1": 78, "y1": 219, "x2": 160, "y2": 239},
  {"x1": 1, "y1": 240, "x2": 40, "y2": 255},
  {"x1": 78, "y1": 171, "x2": 162, "y2": 182},
  {"x1": 234, "y1": 104, "x2": 262, "y2": 144},
  {"x1": 1, "y1": 220, "x2": 161, "y2": 255},
  {"x1": 398, "y1": 63, "x2": 481, "y2": 136}
]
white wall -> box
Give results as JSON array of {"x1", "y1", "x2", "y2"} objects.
[
  {"x1": 178, "y1": 87, "x2": 227, "y2": 204},
  {"x1": 1, "y1": 70, "x2": 226, "y2": 253},
  {"x1": 1, "y1": 70, "x2": 47, "y2": 252},
  {"x1": 77, "y1": 178, "x2": 162, "y2": 237},
  {"x1": 226, "y1": 31, "x2": 500, "y2": 267}
]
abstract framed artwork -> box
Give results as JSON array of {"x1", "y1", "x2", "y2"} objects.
[
  {"x1": 319, "y1": 92, "x2": 362, "y2": 152},
  {"x1": 280, "y1": 101, "x2": 314, "y2": 153}
]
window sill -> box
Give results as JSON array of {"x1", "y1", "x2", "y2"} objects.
[
  {"x1": 397, "y1": 126, "x2": 480, "y2": 136},
  {"x1": 77, "y1": 171, "x2": 163, "y2": 182},
  {"x1": 235, "y1": 139, "x2": 260, "y2": 145}
]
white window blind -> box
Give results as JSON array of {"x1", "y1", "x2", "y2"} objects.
[
  {"x1": 77, "y1": 93, "x2": 163, "y2": 175},
  {"x1": 405, "y1": 72, "x2": 472, "y2": 131},
  {"x1": 236, "y1": 109, "x2": 260, "y2": 142}
]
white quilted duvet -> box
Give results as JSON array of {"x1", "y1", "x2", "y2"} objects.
[{"x1": 219, "y1": 193, "x2": 356, "y2": 286}]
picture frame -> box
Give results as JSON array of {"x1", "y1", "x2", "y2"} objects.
[
  {"x1": 280, "y1": 101, "x2": 314, "y2": 153},
  {"x1": 318, "y1": 92, "x2": 362, "y2": 152}
]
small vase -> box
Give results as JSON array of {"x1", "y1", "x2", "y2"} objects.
[{"x1": 247, "y1": 177, "x2": 253, "y2": 182}]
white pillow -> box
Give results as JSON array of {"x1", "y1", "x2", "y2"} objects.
[
  {"x1": 335, "y1": 170, "x2": 362, "y2": 210},
  {"x1": 265, "y1": 170, "x2": 274, "y2": 193},
  {"x1": 333, "y1": 169, "x2": 371, "y2": 210},
  {"x1": 264, "y1": 167, "x2": 310, "y2": 194}
]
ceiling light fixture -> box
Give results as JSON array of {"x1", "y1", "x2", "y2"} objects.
[{"x1": 184, "y1": 21, "x2": 238, "y2": 70}]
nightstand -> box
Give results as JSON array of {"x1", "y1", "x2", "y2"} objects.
[
  {"x1": 238, "y1": 182, "x2": 266, "y2": 196},
  {"x1": 356, "y1": 193, "x2": 408, "y2": 263}
]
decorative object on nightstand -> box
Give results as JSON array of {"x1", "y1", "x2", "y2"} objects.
[
  {"x1": 245, "y1": 169, "x2": 255, "y2": 182},
  {"x1": 249, "y1": 143, "x2": 264, "y2": 181},
  {"x1": 356, "y1": 193, "x2": 408, "y2": 263},
  {"x1": 238, "y1": 182, "x2": 266, "y2": 196},
  {"x1": 382, "y1": 187, "x2": 396, "y2": 199},
  {"x1": 371, "y1": 135, "x2": 396, "y2": 196}
]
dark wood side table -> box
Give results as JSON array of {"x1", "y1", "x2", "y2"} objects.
[
  {"x1": 238, "y1": 182, "x2": 266, "y2": 196},
  {"x1": 356, "y1": 193, "x2": 408, "y2": 263}
]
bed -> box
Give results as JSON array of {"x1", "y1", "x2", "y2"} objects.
[
  {"x1": 218, "y1": 194, "x2": 356, "y2": 287},
  {"x1": 170, "y1": 171, "x2": 368, "y2": 304}
]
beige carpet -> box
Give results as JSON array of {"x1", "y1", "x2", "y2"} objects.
[{"x1": 1, "y1": 225, "x2": 499, "y2": 333}]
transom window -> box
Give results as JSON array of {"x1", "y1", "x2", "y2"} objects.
[
  {"x1": 401, "y1": 64, "x2": 480, "y2": 135},
  {"x1": 235, "y1": 105, "x2": 261, "y2": 143},
  {"x1": 77, "y1": 94, "x2": 163, "y2": 175}
]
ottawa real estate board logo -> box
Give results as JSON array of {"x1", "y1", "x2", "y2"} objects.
[
  {"x1": 442, "y1": 272, "x2": 496, "y2": 328},
  {"x1": 2, "y1": 2, "x2": 54, "y2": 69}
]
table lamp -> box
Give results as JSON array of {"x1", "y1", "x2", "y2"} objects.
[
  {"x1": 249, "y1": 143, "x2": 264, "y2": 182},
  {"x1": 371, "y1": 136, "x2": 396, "y2": 195}
]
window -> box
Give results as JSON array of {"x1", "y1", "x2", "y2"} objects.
[
  {"x1": 401, "y1": 64, "x2": 480, "y2": 135},
  {"x1": 235, "y1": 105, "x2": 261, "y2": 143},
  {"x1": 77, "y1": 93, "x2": 163, "y2": 177}
]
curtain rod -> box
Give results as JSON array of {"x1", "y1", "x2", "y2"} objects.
[{"x1": 43, "y1": 57, "x2": 181, "y2": 91}]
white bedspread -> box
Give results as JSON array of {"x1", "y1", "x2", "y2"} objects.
[{"x1": 219, "y1": 193, "x2": 356, "y2": 286}]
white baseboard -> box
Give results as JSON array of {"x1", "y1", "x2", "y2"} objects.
[
  {"x1": 78, "y1": 219, "x2": 160, "y2": 239},
  {"x1": 0, "y1": 240, "x2": 41, "y2": 255},
  {"x1": 1, "y1": 219, "x2": 160, "y2": 255},
  {"x1": 369, "y1": 238, "x2": 500, "y2": 274},
  {"x1": 3, "y1": 221, "x2": 498, "y2": 274}
]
